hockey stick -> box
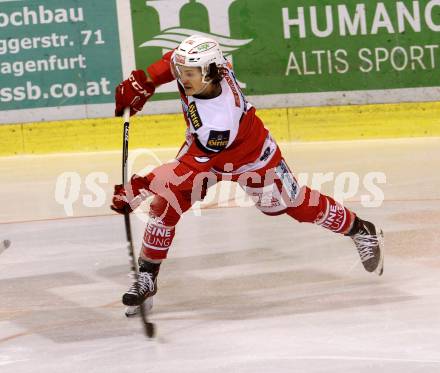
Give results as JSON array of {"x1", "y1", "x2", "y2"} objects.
[{"x1": 122, "y1": 108, "x2": 156, "y2": 338}]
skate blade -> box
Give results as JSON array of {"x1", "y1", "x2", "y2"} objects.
[
  {"x1": 374, "y1": 229, "x2": 385, "y2": 276},
  {"x1": 125, "y1": 297, "x2": 153, "y2": 318}
]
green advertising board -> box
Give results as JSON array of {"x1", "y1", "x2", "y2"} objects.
[
  {"x1": 2, "y1": 0, "x2": 440, "y2": 122},
  {"x1": 0, "y1": 0, "x2": 122, "y2": 111},
  {"x1": 130, "y1": 0, "x2": 440, "y2": 99}
]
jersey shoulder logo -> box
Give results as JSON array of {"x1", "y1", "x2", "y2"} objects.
[
  {"x1": 188, "y1": 102, "x2": 203, "y2": 130},
  {"x1": 223, "y1": 73, "x2": 241, "y2": 108},
  {"x1": 207, "y1": 130, "x2": 230, "y2": 151}
]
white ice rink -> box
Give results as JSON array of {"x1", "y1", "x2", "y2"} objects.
[{"x1": 1, "y1": 138, "x2": 440, "y2": 373}]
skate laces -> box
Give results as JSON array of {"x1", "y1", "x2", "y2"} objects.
[
  {"x1": 127, "y1": 272, "x2": 155, "y2": 295},
  {"x1": 352, "y1": 232, "x2": 378, "y2": 262}
]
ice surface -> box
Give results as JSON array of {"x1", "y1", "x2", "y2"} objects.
[{"x1": 1, "y1": 138, "x2": 439, "y2": 373}]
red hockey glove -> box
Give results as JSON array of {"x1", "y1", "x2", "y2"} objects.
[
  {"x1": 111, "y1": 184, "x2": 134, "y2": 214},
  {"x1": 111, "y1": 174, "x2": 154, "y2": 214},
  {"x1": 115, "y1": 70, "x2": 155, "y2": 117}
]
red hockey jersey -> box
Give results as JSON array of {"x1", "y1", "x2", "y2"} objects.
[{"x1": 146, "y1": 51, "x2": 281, "y2": 177}]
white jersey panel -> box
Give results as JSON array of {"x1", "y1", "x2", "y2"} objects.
[{"x1": 186, "y1": 69, "x2": 247, "y2": 153}]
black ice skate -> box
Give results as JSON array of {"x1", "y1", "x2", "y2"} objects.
[
  {"x1": 347, "y1": 217, "x2": 384, "y2": 275},
  {"x1": 122, "y1": 260, "x2": 160, "y2": 316}
]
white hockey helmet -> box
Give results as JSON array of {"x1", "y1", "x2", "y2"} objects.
[{"x1": 172, "y1": 35, "x2": 225, "y2": 83}]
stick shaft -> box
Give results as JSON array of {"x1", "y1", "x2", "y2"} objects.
[
  {"x1": 121, "y1": 108, "x2": 154, "y2": 338},
  {"x1": 122, "y1": 108, "x2": 132, "y2": 243}
]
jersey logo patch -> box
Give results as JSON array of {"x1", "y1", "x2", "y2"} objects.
[
  {"x1": 207, "y1": 130, "x2": 230, "y2": 151},
  {"x1": 260, "y1": 146, "x2": 273, "y2": 162},
  {"x1": 188, "y1": 102, "x2": 203, "y2": 130},
  {"x1": 275, "y1": 160, "x2": 299, "y2": 201}
]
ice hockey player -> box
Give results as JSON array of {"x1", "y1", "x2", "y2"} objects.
[{"x1": 111, "y1": 35, "x2": 384, "y2": 314}]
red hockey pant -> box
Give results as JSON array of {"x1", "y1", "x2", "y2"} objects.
[{"x1": 141, "y1": 159, "x2": 355, "y2": 260}]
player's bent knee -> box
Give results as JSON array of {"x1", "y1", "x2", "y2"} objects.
[
  {"x1": 242, "y1": 184, "x2": 288, "y2": 215},
  {"x1": 149, "y1": 195, "x2": 184, "y2": 226}
]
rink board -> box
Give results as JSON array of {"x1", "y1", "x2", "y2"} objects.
[
  {"x1": 3, "y1": 0, "x2": 440, "y2": 123},
  {"x1": 2, "y1": 101, "x2": 440, "y2": 156}
]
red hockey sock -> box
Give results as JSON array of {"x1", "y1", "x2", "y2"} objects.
[{"x1": 285, "y1": 186, "x2": 355, "y2": 234}]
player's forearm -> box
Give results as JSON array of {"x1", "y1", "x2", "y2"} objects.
[{"x1": 146, "y1": 50, "x2": 175, "y2": 87}]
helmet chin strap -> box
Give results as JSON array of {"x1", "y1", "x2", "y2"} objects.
[{"x1": 192, "y1": 80, "x2": 211, "y2": 96}]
